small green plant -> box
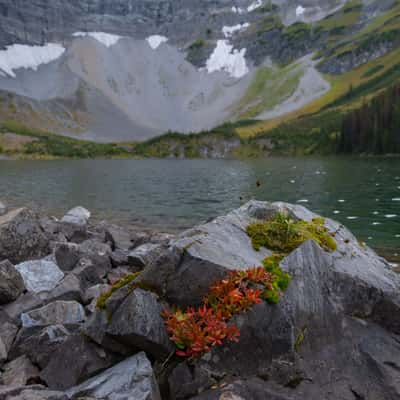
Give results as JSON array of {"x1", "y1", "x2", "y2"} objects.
[
  {"x1": 247, "y1": 212, "x2": 337, "y2": 253},
  {"x1": 96, "y1": 272, "x2": 141, "y2": 310}
]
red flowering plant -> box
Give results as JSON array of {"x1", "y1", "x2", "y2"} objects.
[
  {"x1": 163, "y1": 305, "x2": 240, "y2": 358},
  {"x1": 205, "y1": 267, "x2": 274, "y2": 318},
  {"x1": 163, "y1": 266, "x2": 278, "y2": 359}
]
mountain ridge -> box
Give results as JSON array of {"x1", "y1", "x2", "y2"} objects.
[{"x1": 0, "y1": 0, "x2": 399, "y2": 147}]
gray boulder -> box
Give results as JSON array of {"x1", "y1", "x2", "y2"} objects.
[
  {"x1": 138, "y1": 202, "x2": 272, "y2": 307},
  {"x1": 40, "y1": 335, "x2": 118, "y2": 390},
  {"x1": 71, "y1": 258, "x2": 107, "y2": 290},
  {"x1": 84, "y1": 284, "x2": 111, "y2": 313},
  {"x1": 53, "y1": 243, "x2": 81, "y2": 271},
  {"x1": 46, "y1": 274, "x2": 83, "y2": 303},
  {"x1": 61, "y1": 207, "x2": 91, "y2": 226},
  {"x1": 128, "y1": 243, "x2": 162, "y2": 269},
  {"x1": 3, "y1": 388, "x2": 68, "y2": 400},
  {"x1": 67, "y1": 240, "x2": 112, "y2": 289},
  {"x1": 10, "y1": 325, "x2": 71, "y2": 369},
  {"x1": 84, "y1": 288, "x2": 173, "y2": 359},
  {"x1": 0, "y1": 208, "x2": 49, "y2": 264},
  {"x1": 155, "y1": 201, "x2": 400, "y2": 399},
  {"x1": 105, "y1": 226, "x2": 134, "y2": 251},
  {"x1": 21, "y1": 301, "x2": 86, "y2": 328},
  {"x1": 106, "y1": 288, "x2": 173, "y2": 358},
  {"x1": 66, "y1": 352, "x2": 161, "y2": 400},
  {"x1": 15, "y1": 260, "x2": 64, "y2": 294},
  {"x1": 107, "y1": 267, "x2": 133, "y2": 285},
  {"x1": 110, "y1": 250, "x2": 129, "y2": 268},
  {"x1": 0, "y1": 311, "x2": 19, "y2": 364},
  {"x1": 1, "y1": 355, "x2": 40, "y2": 386},
  {"x1": 0, "y1": 260, "x2": 26, "y2": 304},
  {"x1": 84, "y1": 284, "x2": 111, "y2": 304}
]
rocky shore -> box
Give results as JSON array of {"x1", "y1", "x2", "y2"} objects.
[{"x1": 0, "y1": 200, "x2": 399, "y2": 400}]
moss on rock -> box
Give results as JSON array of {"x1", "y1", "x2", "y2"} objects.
[
  {"x1": 246, "y1": 212, "x2": 337, "y2": 253},
  {"x1": 96, "y1": 272, "x2": 141, "y2": 310}
]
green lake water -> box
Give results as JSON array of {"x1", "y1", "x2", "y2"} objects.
[{"x1": 0, "y1": 157, "x2": 399, "y2": 260}]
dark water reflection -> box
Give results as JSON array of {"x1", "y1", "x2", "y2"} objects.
[{"x1": 0, "y1": 157, "x2": 399, "y2": 259}]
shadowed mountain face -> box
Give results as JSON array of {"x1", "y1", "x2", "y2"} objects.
[{"x1": 0, "y1": 0, "x2": 397, "y2": 141}]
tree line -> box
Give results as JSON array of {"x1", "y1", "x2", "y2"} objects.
[{"x1": 338, "y1": 84, "x2": 400, "y2": 154}]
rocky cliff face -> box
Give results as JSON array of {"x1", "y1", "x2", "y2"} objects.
[{"x1": 0, "y1": 0, "x2": 346, "y2": 48}]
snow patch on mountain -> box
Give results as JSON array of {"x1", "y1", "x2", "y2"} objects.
[
  {"x1": 247, "y1": 0, "x2": 263, "y2": 12},
  {"x1": 72, "y1": 32, "x2": 121, "y2": 47},
  {"x1": 222, "y1": 23, "x2": 250, "y2": 38},
  {"x1": 296, "y1": 5, "x2": 306, "y2": 17},
  {"x1": 146, "y1": 35, "x2": 169, "y2": 50},
  {"x1": 232, "y1": 6, "x2": 245, "y2": 14},
  {"x1": 0, "y1": 43, "x2": 65, "y2": 78},
  {"x1": 206, "y1": 40, "x2": 248, "y2": 78}
]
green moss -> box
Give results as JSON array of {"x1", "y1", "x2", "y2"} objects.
[
  {"x1": 96, "y1": 272, "x2": 141, "y2": 310},
  {"x1": 263, "y1": 255, "x2": 291, "y2": 292},
  {"x1": 247, "y1": 212, "x2": 337, "y2": 253},
  {"x1": 294, "y1": 327, "x2": 308, "y2": 352},
  {"x1": 263, "y1": 288, "x2": 281, "y2": 304}
]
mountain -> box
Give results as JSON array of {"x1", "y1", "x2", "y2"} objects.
[{"x1": 0, "y1": 0, "x2": 399, "y2": 145}]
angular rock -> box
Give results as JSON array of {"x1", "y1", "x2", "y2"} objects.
[
  {"x1": 110, "y1": 250, "x2": 129, "y2": 268},
  {"x1": 0, "y1": 386, "x2": 47, "y2": 400},
  {"x1": 3, "y1": 292, "x2": 44, "y2": 320},
  {"x1": 107, "y1": 267, "x2": 132, "y2": 285},
  {"x1": 128, "y1": 243, "x2": 162, "y2": 269},
  {"x1": 1, "y1": 355, "x2": 40, "y2": 386},
  {"x1": 0, "y1": 260, "x2": 25, "y2": 304},
  {"x1": 83, "y1": 284, "x2": 111, "y2": 305},
  {"x1": 47, "y1": 274, "x2": 83, "y2": 303},
  {"x1": 105, "y1": 226, "x2": 133, "y2": 251},
  {"x1": 15, "y1": 260, "x2": 64, "y2": 294},
  {"x1": 53, "y1": 243, "x2": 81, "y2": 271},
  {"x1": 72, "y1": 258, "x2": 106, "y2": 290},
  {"x1": 138, "y1": 202, "x2": 271, "y2": 307},
  {"x1": 40, "y1": 217, "x2": 68, "y2": 243},
  {"x1": 66, "y1": 352, "x2": 161, "y2": 400},
  {"x1": 168, "y1": 362, "x2": 214, "y2": 400},
  {"x1": 40, "y1": 335, "x2": 118, "y2": 390},
  {"x1": 131, "y1": 231, "x2": 152, "y2": 249},
  {"x1": 0, "y1": 208, "x2": 49, "y2": 264},
  {"x1": 10, "y1": 325, "x2": 71, "y2": 369},
  {"x1": 0, "y1": 311, "x2": 18, "y2": 364},
  {"x1": 61, "y1": 207, "x2": 91, "y2": 226},
  {"x1": 105, "y1": 288, "x2": 173, "y2": 358},
  {"x1": 70, "y1": 240, "x2": 112, "y2": 287},
  {"x1": 84, "y1": 286, "x2": 172, "y2": 359},
  {"x1": 21, "y1": 301, "x2": 86, "y2": 328},
  {"x1": 4, "y1": 388, "x2": 68, "y2": 400},
  {"x1": 159, "y1": 201, "x2": 400, "y2": 399}
]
